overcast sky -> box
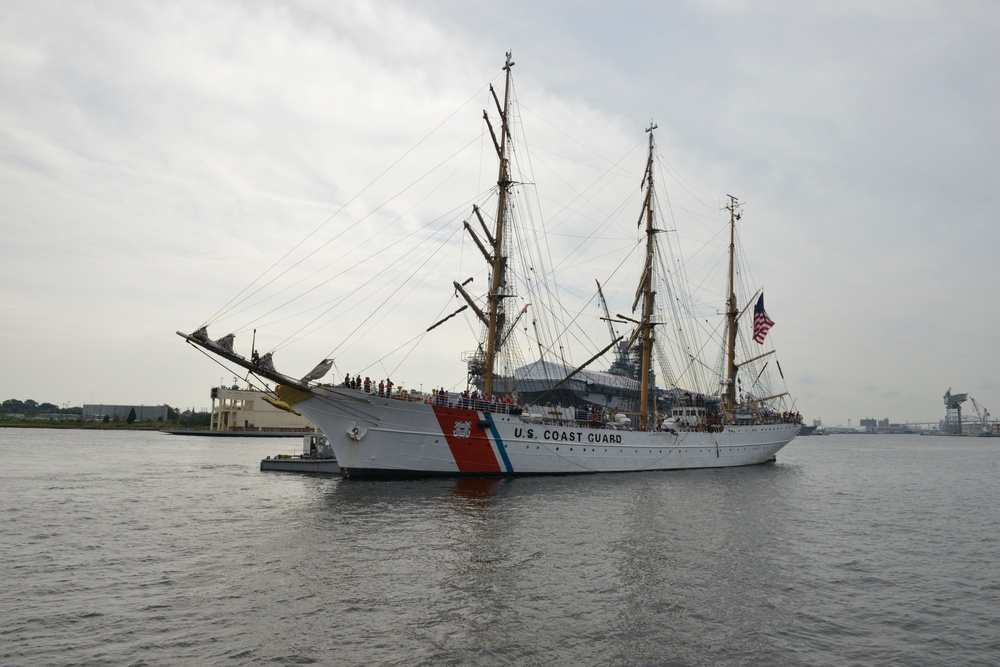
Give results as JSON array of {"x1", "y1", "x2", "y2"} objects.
[{"x1": 2, "y1": 0, "x2": 997, "y2": 427}]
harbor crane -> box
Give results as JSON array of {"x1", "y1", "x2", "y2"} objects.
[
  {"x1": 596, "y1": 280, "x2": 631, "y2": 376},
  {"x1": 944, "y1": 389, "x2": 993, "y2": 435},
  {"x1": 969, "y1": 397, "x2": 990, "y2": 434},
  {"x1": 943, "y1": 388, "x2": 968, "y2": 435}
]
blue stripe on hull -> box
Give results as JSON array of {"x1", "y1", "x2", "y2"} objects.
[{"x1": 482, "y1": 413, "x2": 514, "y2": 473}]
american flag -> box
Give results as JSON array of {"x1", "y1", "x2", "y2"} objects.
[{"x1": 753, "y1": 294, "x2": 775, "y2": 344}]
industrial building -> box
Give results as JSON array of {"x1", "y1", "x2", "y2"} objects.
[{"x1": 82, "y1": 404, "x2": 170, "y2": 422}]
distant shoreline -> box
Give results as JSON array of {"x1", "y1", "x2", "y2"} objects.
[
  {"x1": 1, "y1": 422, "x2": 310, "y2": 437},
  {"x1": 1, "y1": 422, "x2": 178, "y2": 431}
]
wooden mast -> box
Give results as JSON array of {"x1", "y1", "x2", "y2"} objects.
[
  {"x1": 483, "y1": 52, "x2": 514, "y2": 398},
  {"x1": 638, "y1": 123, "x2": 657, "y2": 430},
  {"x1": 724, "y1": 194, "x2": 741, "y2": 412}
]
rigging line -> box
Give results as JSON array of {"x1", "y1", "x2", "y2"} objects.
[
  {"x1": 519, "y1": 102, "x2": 634, "y2": 172},
  {"x1": 496, "y1": 94, "x2": 551, "y2": 350},
  {"x1": 536, "y1": 136, "x2": 645, "y2": 211},
  {"x1": 515, "y1": 225, "x2": 615, "y2": 354},
  {"x1": 271, "y1": 220, "x2": 463, "y2": 363},
  {"x1": 314, "y1": 219, "x2": 466, "y2": 361},
  {"x1": 299, "y1": 219, "x2": 458, "y2": 333},
  {"x1": 521, "y1": 180, "x2": 575, "y2": 362},
  {"x1": 219, "y1": 214, "x2": 453, "y2": 346},
  {"x1": 344, "y1": 297, "x2": 443, "y2": 381},
  {"x1": 556, "y1": 292, "x2": 625, "y2": 363},
  {"x1": 657, "y1": 276, "x2": 724, "y2": 369},
  {"x1": 221, "y1": 191, "x2": 479, "y2": 339},
  {"x1": 651, "y1": 155, "x2": 731, "y2": 281},
  {"x1": 655, "y1": 150, "x2": 719, "y2": 215},
  {"x1": 579, "y1": 235, "x2": 644, "y2": 350},
  {"x1": 650, "y1": 204, "x2": 721, "y2": 391},
  {"x1": 659, "y1": 312, "x2": 722, "y2": 388},
  {"x1": 531, "y1": 190, "x2": 636, "y2": 245},
  {"x1": 187, "y1": 343, "x2": 279, "y2": 400},
  {"x1": 202, "y1": 83, "x2": 490, "y2": 329},
  {"x1": 518, "y1": 140, "x2": 644, "y2": 278},
  {"x1": 218, "y1": 174, "x2": 483, "y2": 336},
  {"x1": 657, "y1": 207, "x2": 729, "y2": 314},
  {"x1": 382, "y1": 304, "x2": 452, "y2": 382},
  {"x1": 208, "y1": 135, "x2": 486, "y2": 329},
  {"x1": 337, "y1": 287, "x2": 444, "y2": 380},
  {"x1": 259, "y1": 152, "x2": 487, "y2": 349},
  {"x1": 317, "y1": 224, "x2": 465, "y2": 360},
  {"x1": 498, "y1": 91, "x2": 638, "y2": 364},
  {"x1": 527, "y1": 141, "x2": 643, "y2": 179},
  {"x1": 504, "y1": 204, "x2": 561, "y2": 359},
  {"x1": 652, "y1": 333, "x2": 679, "y2": 388},
  {"x1": 658, "y1": 226, "x2": 740, "y2": 391},
  {"x1": 498, "y1": 166, "x2": 558, "y2": 359}
]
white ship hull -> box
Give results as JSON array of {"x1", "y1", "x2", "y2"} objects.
[{"x1": 284, "y1": 388, "x2": 799, "y2": 479}]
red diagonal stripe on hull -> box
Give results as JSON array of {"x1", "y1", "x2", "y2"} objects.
[{"x1": 431, "y1": 405, "x2": 501, "y2": 473}]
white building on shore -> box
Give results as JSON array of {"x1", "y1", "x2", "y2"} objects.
[{"x1": 210, "y1": 385, "x2": 318, "y2": 433}]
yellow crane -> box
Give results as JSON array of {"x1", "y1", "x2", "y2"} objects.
[{"x1": 968, "y1": 397, "x2": 991, "y2": 435}]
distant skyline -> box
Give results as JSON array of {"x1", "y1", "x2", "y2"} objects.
[{"x1": 2, "y1": 1, "x2": 998, "y2": 426}]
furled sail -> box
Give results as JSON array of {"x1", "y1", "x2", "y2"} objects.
[
  {"x1": 300, "y1": 359, "x2": 334, "y2": 383},
  {"x1": 258, "y1": 352, "x2": 276, "y2": 373},
  {"x1": 214, "y1": 333, "x2": 236, "y2": 354}
]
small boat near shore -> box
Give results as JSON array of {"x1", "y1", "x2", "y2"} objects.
[{"x1": 260, "y1": 434, "x2": 338, "y2": 474}]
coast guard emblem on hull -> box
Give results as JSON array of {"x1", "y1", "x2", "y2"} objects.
[{"x1": 452, "y1": 421, "x2": 472, "y2": 439}]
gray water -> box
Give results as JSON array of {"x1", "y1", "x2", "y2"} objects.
[{"x1": 1, "y1": 429, "x2": 997, "y2": 666}]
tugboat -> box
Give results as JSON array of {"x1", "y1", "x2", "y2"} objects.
[{"x1": 260, "y1": 434, "x2": 337, "y2": 474}]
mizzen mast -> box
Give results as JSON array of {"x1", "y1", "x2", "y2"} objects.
[
  {"x1": 482, "y1": 52, "x2": 515, "y2": 398},
  {"x1": 724, "y1": 194, "x2": 742, "y2": 412}
]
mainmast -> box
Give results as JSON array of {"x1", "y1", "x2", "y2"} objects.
[
  {"x1": 724, "y1": 194, "x2": 741, "y2": 411},
  {"x1": 483, "y1": 52, "x2": 515, "y2": 398},
  {"x1": 638, "y1": 123, "x2": 657, "y2": 430}
]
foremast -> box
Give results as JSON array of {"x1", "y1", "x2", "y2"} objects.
[{"x1": 483, "y1": 52, "x2": 515, "y2": 398}]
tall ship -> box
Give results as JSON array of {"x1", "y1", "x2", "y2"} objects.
[{"x1": 179, "y1": 53, "x2": 801, "y2": 478}]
